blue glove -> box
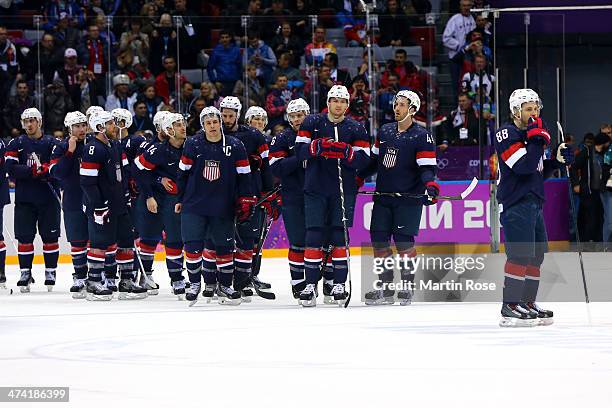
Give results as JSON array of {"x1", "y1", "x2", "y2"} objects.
[{"x1": 556, "y1": 143, "x2": 574, "y2": 165}]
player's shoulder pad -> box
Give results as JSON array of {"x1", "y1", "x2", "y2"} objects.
[{"x1": 495, "y1": 123, "x2": 524, "y2": 144}]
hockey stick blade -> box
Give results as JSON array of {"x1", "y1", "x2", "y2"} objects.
[
  {"x1": 460, "y1": 177, "x2": 479, "y2": 199},
  {"x1": 253, "y1": 286, "x2": 276, "y2": 300},
  {"x1": 557, "y1": 121, "x2": 565, "y2": 142}
]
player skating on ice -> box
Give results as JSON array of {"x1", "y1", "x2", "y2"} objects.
[
  {"x1": 176, "y1": 106, "x2": 255, "y2": 306},
  {"x1": 245, "y1": 106, "x2": 269, "y2": 135},
  {"x1": 269, "y1": 98, "x2": 309, "y2": 301},
  {"x1": 295, "y1": 85, "x2": 371, "y2": 307},
  {"x1": 493, "y1": 89, "x2": 574, "y2": 327},
  {"x1": 4, "y1": 108, "x2": 61, "y2": 293},
  {"x1": 50, "y1": 111, "x2": 90, "y2": 298},
  {"x1": 220, "y1": 96, "x2": 277, "y2": 300},
  {"x1": 80, "y1": 110, "x2": 147, "y2": 300},
  {"x1": 0, "y1": 138, "x2": 10, "y2": 290},
  {"x1": 359, "y1": 91, "x2": 439, "y2": 306},
  {"x1": 134, "y1": 112, "x2": 188, "y2": 299}
]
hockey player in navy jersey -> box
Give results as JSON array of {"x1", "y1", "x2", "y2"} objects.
[
  {"x1": 269, "y1": 98, "x2": 310, "y2": 299},
  {"x1": 80, "y1": 110, "x2": 147, "y2": 301},
  {"x1": 220, "y1": 96, "x2": 277, "y2": 300},
  {"x1": 85, "y1": 106, "x2": 105, "y2": 135},
  {"x1": 359, "y1": 90, "x2": 439, "y2": 306},
  {"x1": 5, "y1": 108, "x2": 61, "y2": 293},
  {"x1": 295, "y1": 85, "x2": 372, "y2": 306},
  {"x1": 0, "y1": 139, "x2": 10, "y2": 290},
  {"x1": 50, "y1": 111, "x2": 90, "y2": 298},
  {"x1": 493, "y1": 89, "x2": 574, "y2": 327},
  {"x1": 176, "y1": 106, "x2": 255, "y2": 305},
  {"x1": 134, "y1": 112, "x2": 188, "y2": 298},
  {"x1": 245, "y1": 106, "x2": 269, "y2": 139}
]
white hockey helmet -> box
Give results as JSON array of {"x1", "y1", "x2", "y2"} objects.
[
  {"x1": 199, "y1": 106, "x2": 222, "y2": 126},
  {"x1": 286, "y1": 98, "x2": 310, "y2": 115},
  {"x1": 153, "y1": 110, "x2": 171, "y2": 133},
  {"x1": 509, "y1": 88, "x2": 542, "y2": 117},
  {"x1": 326, "y1": 85, "x2": 350, "y2": 104},
  {"x1": 21, "y1": 107, "x2": 42, "y2": 125},
  {"x1": 86, "y1": 105, "x2": 104, "y2": 118},
  {"x1": 393, "y1": 90, "x2": 421, "y2": 115},
  {"x1": 245, "y1": 106, "x2": 268, "y2": 127},
  {"x1": 219, "y1": 96, "x2": 242, "y2": 118},
  {"x1": 89, "y1": 110, "x2": 114, "y2": 133},
  {"x1": 162, "y1": 112, "x2": 184, "y2": 134},
  {"x1": 113, "y1": 74, "x2": 130, "y2": 87},
  {"x1": 111, "y1": 108, "x2": 133, "y2": 129},
  {"x1": 64, "y1": 111, "x2": 87, "y2": 129}
]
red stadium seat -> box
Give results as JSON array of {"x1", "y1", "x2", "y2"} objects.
[
  {"x1": 7, "y1": 30, "x2": 24, "y2": 39},
  {"x1": 409, "y1": 26, "x2": 436, "y2": 64}
]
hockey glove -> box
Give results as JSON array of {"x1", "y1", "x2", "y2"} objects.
[
  {"x1": 556, "y1": 143, "x2": 575, "y2": 165},
  {"x1": 248, "y1": 154, "x2": 263, "y2": 171},
  {"x1": 422, "y1": 181, "x2": 440, "y2": 206},
  {"x1": 31, "y1": 162, "x2": 50, "y2": 179},
  {"x1": 236, "y1": 196, "x2": 257, "y2": 224},
  {"x1": 355, "y1": 176, "x2": 365, "y2": 188},
  {"x1": 160, "y1": 177, "x2": 178, "y2": 195},
  {"x1": 328, "y1": 140, "x2": 355, "y2": 162},
  {"x1": 261, "y1": 191, "x2": 282, "y2": 221},
  {"x1": 527, "y1": 117, "x2": 551, "y2": 146},
  {"x1": 309, "y1": 138, "x2": 335, "y2": 157},
  {"x1": 94, "y1": 205, "x2": 111, "y2": 225}
]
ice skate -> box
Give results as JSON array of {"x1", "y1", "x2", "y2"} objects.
[
  {"x1": 397, "y1": 289, "x2": 414, "y2": 306},
  {"x1": 323, "y1": 279, "x2": 337, "y2": 304},
  {"x1": 171, "y1": 279, "x2": 186, "y2": 300},
  {"x1": 330, "y1": 283, "x2": 348, "y2": 307},
  {"x1": 118, "y1": 279, "x2": 148, "y2": 300},
  {"x1": 292, "y1": 281, "x2": 307, "y2": 303},
  {"x1": 139, "y1": 273, "x2": 159, "y2": 295},
  {"x1": 17, "y1": 270, "x2": 34, "y2": 293},
  {"x1": 499, "y1": 303, "x2": 539, "y2": 327},
  {"x1": 524, "y1": 302, "x2": 554, "y2": 326},
  {"x1": 299, "y1": 283, "x2": 318, "y2": 307},
  {"x1": 44, "y1": 269, "x2": 56, "y2": 292},
  {"x1": 186, "y1": 282, "x2": 201, "y2": 306},
  {"x1": 216, "y1": 284, "x2": 242, "y2": 305},
  {"x1": 104, "y1": 278, "x2": 118, "y2": 292},
  {"x1": 86, "y1": 281, "x2": 113, "y2": 301},
  {"x1": 365, "y1": 289, "x2": 395, "y2": 306},
  {"x1": 239, "y1": 287, "x2": 254, "y2": 303},
  {"x1": 70, "y1": 277, "x2": 87, "y2": 299},
  {"x1": 201, "y1": 283, "x2": 216, "y2": 303}
]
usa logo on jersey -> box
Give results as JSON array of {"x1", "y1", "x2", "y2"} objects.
[
  {"x1": 382, "y1": 147, "x2": 398, "y2": 169},
  {"x1": 203, "y1": 160, "x2": 220, "y2": 181}
]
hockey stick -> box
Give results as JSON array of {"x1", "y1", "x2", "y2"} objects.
[
  {"x1": 255, "y1": 185, "x2": 282, "y2": 207},
  {"x1": 557, "y1": 122, "x2": 589, "y2": 303},
  {"x1": 31, "y1": 153, "x2": 62, "y2": 206},
  {"x1": 358, "y1": 177, "x2": 479, "y2": 201},
  {"x1": 250, "y1": 208, "x2": 276, "y2": 300},
  {"x1": 334, "y1": 126, "x2": 352, "y2": 308}
]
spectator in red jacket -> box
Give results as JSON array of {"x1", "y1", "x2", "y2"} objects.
[
  {"x1": 154, "y1": 55, "x2": 186, "y2": 104},
  {"x1": 265, "y1": 74, "x2": 298, "y2": 128},
  {"x1": 380, "y1": 48, "x2": 427, "y2": 95}
]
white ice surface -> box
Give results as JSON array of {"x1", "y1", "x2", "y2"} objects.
[{"x1": 1, "y1": 257, "x2": 611, "y2": 408}]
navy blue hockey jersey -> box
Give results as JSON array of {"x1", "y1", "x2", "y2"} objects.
[
  {"x1": 295, "y1": 113, "x2": 371, "y2": 196},
  {"x1": 362, "y1": 122, "x2": 437, "y2": 203},
  {"x1": 134, "y1": 139, "x2": 183, "y2": 200},
  {"x1": 269, "y1": 127, "x2": 305, "y2": 206},
  {"x1": 50, "y1": 139, "x2": 86, "y2": 211},
  {"x1": 4, "y1": 134, "x2": 59, "y2": 205},
  {"x1": 493, "y1": 122, "x2": 559, "y2": 209},
  {"x1": 177, "y1": 132, "x2": 252, "y2": 218},
  {"x1": 0, "y1": 140, "x2": 11, "y2": 207},
  {"x1": 80, "y1": 137, "x2": 130, "y2": 215},
  {"x1": 224, "y1": 124, "x2": 272, "y2": 196}
]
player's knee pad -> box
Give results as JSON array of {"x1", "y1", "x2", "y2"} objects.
[
  {"x1": 17, "y1": 237, "x2": 35, "y2": 246},
  {"x1": 215, "y1": 245, "x2": 233, "y2": 257},
  {"x1": 370, "y1": 230, "x2": 392, "y2": 247},
  {"x1": 305, "y1": 227, "x2": 325, "y2": 248},
  {"x1": 138, "y1": 239, "x2": 158, "y2": 258}
]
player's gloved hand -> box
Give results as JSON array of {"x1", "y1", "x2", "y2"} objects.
[
  {"x1": 422, "y1": 181, "x2": 440, "y2": 206},
  {"x1": 261, "y1": 191, "x2": 281, "y2": 221},
  {"x1": 160, "y1": 177, "x2": 178, "y2": 194},
  {"x1": 556, "y1": 143, "x2": 575, "y2": 165},
  {"x1": 31, "y1": 162, "x2": 49, "y2": 178},
  {"x1": 527, "y1": 117, "x2": 551, "y2": 146},
  {"x1": 355, "y1": 176, "x2": 365, "y2": 188},
  {"x1": 236, "y1": 196, "x2": 257, "y2": 224},
  {"x1": 309, "y1": 138, "x2": 335, "y2": 157},
  {"x1": 94, "y1": 205, "x2": 111, "y2": 225},
  {"x1": 128, "y1": 178, "x2": 139, "y2": 197},
  {"x1": 248, "y1": 154, "x2": 263, "y2": 171},
  {"x1": 327, "y1": 140, "x2": 354, "y2": 162}
]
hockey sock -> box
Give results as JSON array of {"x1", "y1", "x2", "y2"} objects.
[
  {"x1": 165, "y1": 243, "x2": 184, "y2": 282},
  {"x1": 184, "y1": 241, "x2": 203, "y2": 284},
  {"x1": 105, "y1": 244, "x2": 118, "y2": 280},
  {"x1": 321, "y1": 247, "x2": 334, "y2": 281},
  {"x1": 201, "y1": 247, "x2": 217, "y2": 284},
  {"x1": 234, "y1": 247, "x2": 253, "y2": 289},
  {"x1": 304, "y1": 247, "x2": 323, "y2": 284},
  {"x1": 0, "y1": 241, "x2": 6, "y2": 276},
  {"x1": 396, "y1": 240, "x2": 417, "y2": 284},
  {"x1": 523, "y1": 265, "x2": 541, "y2": 302},
  {"x1": 138, "y1": 240, "x2": 157, "y2": 274},
  {"x1": 43, "y1": 241, "x2": 59, "y2": 277},
  {"x1": 117, "y1": 248, "x2": 134, "y2": 280},
  {"x1": 87, "y1": 248, "x2": 106, "y2": 282},
  {"x1": 331, "y1": 246, "x2": 349, "y2": 284},
  {"x1": 17, "y1": 242, "x2": 34, "y2": 272},
  {"x1": 215, "y1": 247, "x2": 234, "y2": 287},
  {"x1": 70, "y1": 241, "x2": 88, "y2": 279},
  {"x1": 503, "y1": 261, "x2": 527, "y2": 303},
  {"x1": 373, "y1": 246, "x2": 394, "y2": 284},
  {"x1": 288, "y1": 245, "x2": 305, "y2": 286}
]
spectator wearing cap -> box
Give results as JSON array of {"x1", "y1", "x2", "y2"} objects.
[
  {"x1": 130, "y1": 100, "x2": 157, "y2": 136},
  {"x1": 2, "y1": 80, "x2": 34, "y2": 139},
  {"x1": 443, "y1": 0, "x2": 476, "y2": 100},
  {"x1": 266, "y1": 74, "x2": 299, "y2": 128},
  {"x1": 23, "y1": 32, "x2": 63, "y2": 86},
  {"x1": 378, "y1": 0, "x2": 412, "y2": 47},
  {"x1": 323, "y1": 52, "x2": 352, "y2": 87},
  {"x1": 305, "y1": 25, "x2": 337, "y2": 66},
  {"x1": 50, "y1": 12, "x2": 82, "y2": 50},
  {"x1": 118, "y1": 19, "x2": 150, "y2": 70},
  {"x1": 447, "y1": 92, "x2": 479, "y2": 146},
  {"x1": 0, "y1": 25, "x2": 19, "y2": 110},
  {"x1": 53, "y1": 48, "x2": 82, "y2": 108},
  {"x1": 105, "y1": 74, "x2": 138, "y2": 114},
  {"x1": 154, "y1": 56, "x2": 187, "y2": 105},
  {"x1": 127, "y1": 56, "x2": 155, "y2": 93},
  {"x1": 380, "y1": 49, "x2": 427, "y2": 96},
  {"x1": 207, "y1": 30, "x2": 242, "y2": 97},
  {"x1": 43, "y1": 0, "x2": 85, "y2": 31},
  {"x1": 270, "y1": 53, "x2": 304, "y2": 90},
  {"x1": 571, "y1": 132, "x2": 610, "y2": 249},
  {"x1": 246, "y1": 29, "x2": 277, "y2": 86},
  {"x1": 149, "y1": 13, "x2": 178, "y2": 75}
]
